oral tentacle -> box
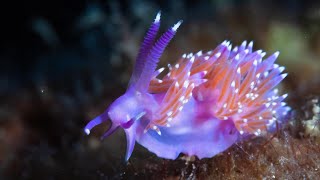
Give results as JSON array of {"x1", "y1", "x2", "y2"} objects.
[
  {"x1": 121, "y1": 111, "x2": 146, "y2": 129},
  {"x1": 135, "y1": 111, "x2": 147, "y2": 121},
  {"x1": 100, "y1": 123, "x2": 119, "y2": 139},
  {"x1": 84, "y1": 111, "x2": 109, "y2": 135},
  {"x1": 121, "y1": 119, "x2": 135, "y2": 129}
]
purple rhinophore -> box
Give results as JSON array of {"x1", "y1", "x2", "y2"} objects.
[{"x1": 129, "y1": 11, "x2": 161, "y2": 87}]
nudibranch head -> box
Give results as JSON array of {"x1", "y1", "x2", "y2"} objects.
[
  {"x1": 107, "y1": 90, "x2": 144, "y2": 129},
  {"x1": 84, "y1": 11, "x2": 290, "y2": 161}
]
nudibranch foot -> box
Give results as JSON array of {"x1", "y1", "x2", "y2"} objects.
[
  {"x1": 136, "y1": 99, "x2": 239, "y2": 159},
  {"x1": 124, "y1": 122, "x2": 138, "y2": 161}
]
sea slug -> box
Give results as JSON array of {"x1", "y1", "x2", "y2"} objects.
[{"x1": 84, "y1": 12, "x2": 290, "y2": 160}]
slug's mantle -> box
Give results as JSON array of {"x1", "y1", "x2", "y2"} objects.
[{"x1": 84, "y1": 12, "x2": 290, "y2": 160}]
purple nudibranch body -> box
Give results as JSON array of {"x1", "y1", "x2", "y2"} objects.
[{"x1": 84, "y1": 12, "x2": 290, "y2": 160}]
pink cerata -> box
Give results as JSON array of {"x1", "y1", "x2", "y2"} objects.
[{"x1": 84, "y1": 12, "x2": 290, "y2": 161}]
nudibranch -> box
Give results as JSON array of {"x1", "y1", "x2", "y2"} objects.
[{"x1": 84, "y1": 12, "x2": 290, "y2": 160}]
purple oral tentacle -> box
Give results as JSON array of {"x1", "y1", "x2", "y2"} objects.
[
  {"x1": 84, "y1": 111, "x2": 109, "y2": 135},
  {"x1": 100, "y1": 123, "x2": 119, "y2": 139},
  {"x1": 136, "y1": 20, "x2": 183, "y2": 91},
  {"x1": 129, "y1": 11, "x2": 161, "y2": 87},
  {"x1": 121, "y1": 118, "x2": 135, "y2": 129}
]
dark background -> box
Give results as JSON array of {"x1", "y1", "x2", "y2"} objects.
[{"x1": 1, "y1": 0, "x2": 320, "y2": 179}]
